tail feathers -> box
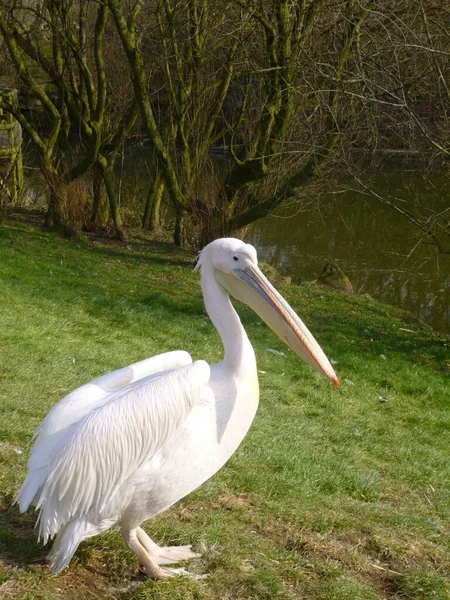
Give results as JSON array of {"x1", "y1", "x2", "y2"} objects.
[
  {"x1": 47, "y1": 519, "x2": 88, "y2": 573},
  {"x1": 15, "y1": 467, "x2": 47, "y2": 513}
]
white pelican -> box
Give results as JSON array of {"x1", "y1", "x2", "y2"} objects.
[{"x1": 17, "y1": 238, "x2": 338, "y2": 579}]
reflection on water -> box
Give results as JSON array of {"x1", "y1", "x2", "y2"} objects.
[{"x1": 248, "y1": 174, "x2": 450, "y2": 334}]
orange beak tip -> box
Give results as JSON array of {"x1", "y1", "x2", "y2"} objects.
[{"x1": 332, "y1": 377, "x2": 339, "y2": 388}]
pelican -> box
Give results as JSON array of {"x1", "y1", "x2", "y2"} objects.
[{"x1": 16, "y1": 238, "x2": 338, "y2": 579}]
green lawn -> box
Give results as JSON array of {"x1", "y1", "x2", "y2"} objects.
[{"x1": 0, "y1": 213, "x2": 449, "y2": 600}]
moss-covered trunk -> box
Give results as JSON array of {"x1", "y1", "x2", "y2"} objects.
[
  {"x1": 91, "y1": 163, "x2": 109, "y2": 228},
  {"x1": 142, "y1": 170, "x2": 164, "y2": 231},
  {"x1": 100, "y1": 163, "x2": 125, "y2": 241}
]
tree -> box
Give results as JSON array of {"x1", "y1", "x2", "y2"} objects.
[
  {"x1": 2, "y1": 0, "x2": 446, "y2": 250},
  {"x1": 107, "y1": 0, "x2": 371, "y2": 246},
  {"x1": 0, "y1": 0, "x2": 138, "y2": 238},
  {"x1": 338, "y1": 0, "x2": 450, "y2": 253}
]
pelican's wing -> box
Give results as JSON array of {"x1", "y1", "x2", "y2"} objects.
[
  {"x1": 15, "y1": 350, "x2": 192, "y2": 512},
  {"x1": 91, "y1": 350, "x2": 193, "y2": 393},
  {"x1": 33, "y1": 360, "x2": 210, "y2": 543},
  {"x1": 35, "y1": 350, "x2": 193, "y2": 440},
  {"x1": 17, "y1": 351, "x2": 193, "y2": 512}
]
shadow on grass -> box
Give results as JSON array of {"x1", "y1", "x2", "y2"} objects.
[
  {"x1": 94, "y1": 247, "x2": 191, "y2": 270},
  {"x1": 286, "y1": 287, "x2": 449, "y2": 372},
  {"x1": 5, "y1": 213, "x2": 194, "y2": 270},
  {"x1": 7, "y1": 206, "x2": 46, "y2": 227},
  {"x1": 349, "y1": 312, "x2": 448, "y2": 370},
  {"x1": 0, "y1": 492, "x2": 48, "y2": 566},
  {"x1": 0, "y1": 493, "x2": 134, "y2": 591},
  {"x1": 139, "y1": 292, "x2": 205, "y2": 316}
]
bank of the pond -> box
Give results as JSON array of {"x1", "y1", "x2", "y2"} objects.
[
  {"x1": 248, "y1": 173, "x2": 450, "y2": 335},
  {"x1": 0, "y1": 215, "x2": 449, "y2": 600}
]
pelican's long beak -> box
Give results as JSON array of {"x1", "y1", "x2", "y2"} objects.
[{"x1": 215, "y1": 265, "x2": 339, "y2": 387}]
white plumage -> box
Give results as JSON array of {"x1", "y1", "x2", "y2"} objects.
[{"x1": 17, "y1": 238, "x2": 338, "y2": 579}]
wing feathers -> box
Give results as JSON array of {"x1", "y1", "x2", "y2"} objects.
[
  {"x1": 17, "y1": 351, "x2": 193, "y2": 510},
  {"x1": 91, "y1": 350, "x2": 192, "y2": 392},
  {"x1": 34, "y1": 360, "x2": 210, "y2": 543},
  {"x1": 34, "y1": 350, "x2": 193, "y2": 442}
]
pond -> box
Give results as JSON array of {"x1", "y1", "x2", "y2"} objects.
[{"x1": 248, "y1": 173, "x2": 449, "y2": 334}]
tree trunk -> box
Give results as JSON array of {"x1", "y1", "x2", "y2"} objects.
[
  {"x1": 43, "y1": 169, "x2": 68, "y2": 231},
  {"x1": 142, "y1": 170, "x2": 164, "y2": 231},
  {"x1": 43, "y1": 173, "x2": 88, "y2": 238},
  {"x1": 100, "y1": 163, "x2": 125, "y2": 241},
  {"x1": 91, "y1": 163, "x2": 109, "y2": 228},
  {"x1": 174, "y1": 208, "x2": 184, "y2": 246}
]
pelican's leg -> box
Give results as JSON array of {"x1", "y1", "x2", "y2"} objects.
[
  {"x1": 136, "y1": 527, "x2": 159, "y2": 553},
  {"x1": 122, "y1": 527, "x2": 173, "y2": 580},
  {"x1": 136, "y1": 527, "x2": 201, "y2": 566}
]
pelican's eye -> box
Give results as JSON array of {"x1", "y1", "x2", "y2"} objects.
[{"x1": 233, "y1": 255, "x2": 239, "y2": 262}]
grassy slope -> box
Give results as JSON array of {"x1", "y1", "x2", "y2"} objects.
[{"x1": 0, "y1": 214, "x2": 449, "y2": 600}]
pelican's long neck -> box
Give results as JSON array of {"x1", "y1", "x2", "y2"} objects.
[{"x1": 201, "y1": 262, "x2": 255, "y2": 373}]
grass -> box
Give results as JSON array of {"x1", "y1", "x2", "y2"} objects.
[{"x1": 0, "y1": 212, "x2": 449, "y2": 600}]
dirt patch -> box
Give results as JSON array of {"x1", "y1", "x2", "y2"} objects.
[
  {"x1": 171, "y1": 492, "x2": 258, "y2": 524},
  {"x1": 214, "y1": 492, "x2": 258, "y2": 512},
  {"x1": 0, "y1": 564, "x2": 140, "y2": 600}
]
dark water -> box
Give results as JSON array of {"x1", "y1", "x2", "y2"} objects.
[{"x1": 248, "y1": 174, "x2": 449, "y2": 334}]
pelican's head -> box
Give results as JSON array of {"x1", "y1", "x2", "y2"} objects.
[{"x1": 197, "y1": 238, "x2": 339, "y2": 387}]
